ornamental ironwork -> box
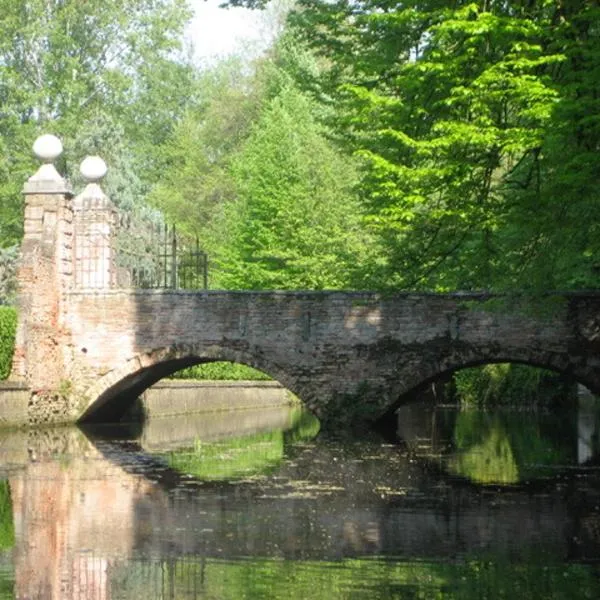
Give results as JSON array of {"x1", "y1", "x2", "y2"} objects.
[{"x1": 73, "y1": 201, "x2": 208, "y2": 290}]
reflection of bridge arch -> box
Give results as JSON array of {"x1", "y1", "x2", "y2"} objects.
[{"x1": 79, "y1": 343, "x2": 296, "y2": 422}]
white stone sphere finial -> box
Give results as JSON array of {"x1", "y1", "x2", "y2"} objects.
[
  {"x1": 32, "y1": 134, "x2": 63, "y2": 164},
  {"x1": 80, "y1": 155, "x2": 108, "y2": 183},
  {"x1": 26, "y1": 134, "x2": 68, "y2": 188}
]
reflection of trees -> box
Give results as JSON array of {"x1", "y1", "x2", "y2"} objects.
[
  {"x1": 163, "y1": 408, "x2": 319, "y2": 481},
  {"x1": 107, "y1": 555, "x2": 600, "y2": 600},
  {"x1": 0, "y1": 480, "x2": 13, "y2": 599},
  {"x1": 0, "y1": 482, "x2": 13, "y2": 550},
  {"x1": 448, "y1": 411, "x2": 575, "y2": 484},
  {"x1": 284, "y1": 409, "x2": 320, "y2": 445},
  {"x1": 166, "y1": 429, "x2": 285, "y2": 480},
  {"x1": 451, "y1": 419, "x2": 519, "y2": 484}
]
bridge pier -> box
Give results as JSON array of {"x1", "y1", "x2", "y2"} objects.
[
  {"x1": 10, "y1": 135, "x2": 80, "y2": 424},
  {"x1": 10, "y1": 137, "x2": 118, "y2": 425}
]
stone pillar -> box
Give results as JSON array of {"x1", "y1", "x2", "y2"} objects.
[
  {"x1": 72, "y1": 156, "x2": 116, "y2": 289},
  {"x1": 11, "y1": 135, "x2": 75, "y2": 424}
]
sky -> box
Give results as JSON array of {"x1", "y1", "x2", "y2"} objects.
[{"x1": 185, "y1": 0, "x2": 270, "y2": 63}]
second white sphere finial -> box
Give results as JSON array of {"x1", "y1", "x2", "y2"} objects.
[
  {"x1": 33, "y1": 134, "x2": 63, "y2": 163},
  {"x1": 80, "y1": 155, "x2": 108, "y2": 183}
]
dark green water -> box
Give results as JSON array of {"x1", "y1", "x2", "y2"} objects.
[{"x1": 0, "y1": 398, "x2": 600, "y2": 599}]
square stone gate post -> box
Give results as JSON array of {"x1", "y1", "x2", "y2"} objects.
[{"x1": 11, "y1": 135, "x2": 76, "y2": 424}]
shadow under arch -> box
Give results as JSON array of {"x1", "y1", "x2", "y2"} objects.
[{"x1": 77, "y1": 343, "x2": 302, "y2": 423}]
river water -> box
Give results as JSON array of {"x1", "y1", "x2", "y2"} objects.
[{"x1": 0, "y1": 396, "x2": 599, "y2": 599}]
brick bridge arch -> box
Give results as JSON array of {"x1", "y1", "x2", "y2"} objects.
[
  {"x1": 80, "y1": 342, "x2": 301, "y2": 422},
  {"x1": 80, "y1": 337, "x2": 598, "y2": 425},
  {"x1": 61, "y1": 290, "x2": 600, "y2": 425}
]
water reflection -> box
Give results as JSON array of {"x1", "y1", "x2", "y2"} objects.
[
  {"x1": 0, "y1": 401, "x2": 598, "y2": 598},
  {"x1": 2, "y1": 428, "x2": 153, "y2": 599},
  {"x1": 159, "y1": 408, "x2": 319, "y2": 481},
  {"x1": 395, "y1": 396, "x2": 600, "y2": 485}
]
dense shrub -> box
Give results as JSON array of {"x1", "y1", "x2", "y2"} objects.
[
  {"x1": 170, "y1": 361, "x2": 271, "y2": 381},
  {"x1": 0, "y1": 246, "x2": 17, "y2": 305},
  {"x1": 0, "y1": 307, "x2": 16, "y2": 380}
]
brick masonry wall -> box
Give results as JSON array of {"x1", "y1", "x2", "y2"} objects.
[
  {"x1": 64, "y1": 290, "x2": 600, "y2": 422},
  {"x1": 13, "y1": 189, "x2": 78, "y2": 424}
]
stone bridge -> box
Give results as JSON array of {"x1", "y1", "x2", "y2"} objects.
[{"x1": 8, "y1": 136, "x2": 600, "y2": 426}]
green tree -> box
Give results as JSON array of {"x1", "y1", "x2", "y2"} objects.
[
  {"x1": 284, "y1": 0, "x2": 600, "y2": 291},
  {"x1": 0, "y1": 0, "x2": 194, "y2": 245},
  {"x1": 209, "y1": 78, "x2": 365, "y2": 290},
  {"x1": 149, "y1": 30, "x2": 367, "y2": 291},
  {"x1": 148, "y1": 58, "x2": 263, "y2": 238}
]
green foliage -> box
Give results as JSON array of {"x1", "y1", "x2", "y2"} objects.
[
  {"x1": 147, "y1": 58, "x2": 261, "y2": 239},
  {"x1": 453, "y1": 363, "x2": 575, "y2": 407},
  {"x1": 0, "y1": 0, "x2": 195, "y2": 245},
  {"x1": 209, "y1": 79, "x2": 366, "y2": 290},
  {"x1": 0, "y1": 247, "x2": 17, "y2": 305},
  {"x1": 2, "y1": 0, "x2": 599, "y2": 299},
  {"x1": 147, "y1": 31, "x2": 368, "y2": 291},
  {"x1": 0, "y1": 481, "x2": 14, "y2": 550},
  {"x1": 286, "y1": 0, "x2": 600, "y2": 291},
  {"x1": 0, "y1": 307, "x2": 16, "y2": 380},
  {"x1": 170, "y1": 361, "x2": 272, "y2": 381}
]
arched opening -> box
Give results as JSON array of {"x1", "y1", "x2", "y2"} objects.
[
  {"x1": 78, "y1": 354, "x2": 322, "y2": 485},
  {"x1": 449, "y1": 361, "x2": 581, "y2": 408},
  {"x1": 77, "y1": 348, "x2": 310, "y2": 426},
  {"x1": 383, "y1": 356, "x2": 594, "y2": 417}
]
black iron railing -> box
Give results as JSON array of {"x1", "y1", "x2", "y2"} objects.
[
  {"x1": 73, "y1": 201, "x2": 208, "y2": 290},
  {"x1": 116, "y1": 221, "x2": 208, "y2": 290}
]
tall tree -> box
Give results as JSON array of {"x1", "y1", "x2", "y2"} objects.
[
  {"x1": 149, "y1": 31, "x2": 368, "y2": 291},
  {"x1": 148, "y1": 58, "x2": 263, "y2": 238},
  {"x1": 284, "y1": 0, "x2": 600, "y2": 291},
  {"x1": 209, "y1": 77, "x2": 365, "y2": 290}
]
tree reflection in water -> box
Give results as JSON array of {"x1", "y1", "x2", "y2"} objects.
[{"x1": 447, "y1": 411, "x2": 575, "y2": 484}]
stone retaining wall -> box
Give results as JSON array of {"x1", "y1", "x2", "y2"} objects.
[
  {"x1": 140, "y1": 380, "x2": 294, "y2": 418},
  {"x1": 0, "y1": 382, "x2": 30, "y2": 427}
]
